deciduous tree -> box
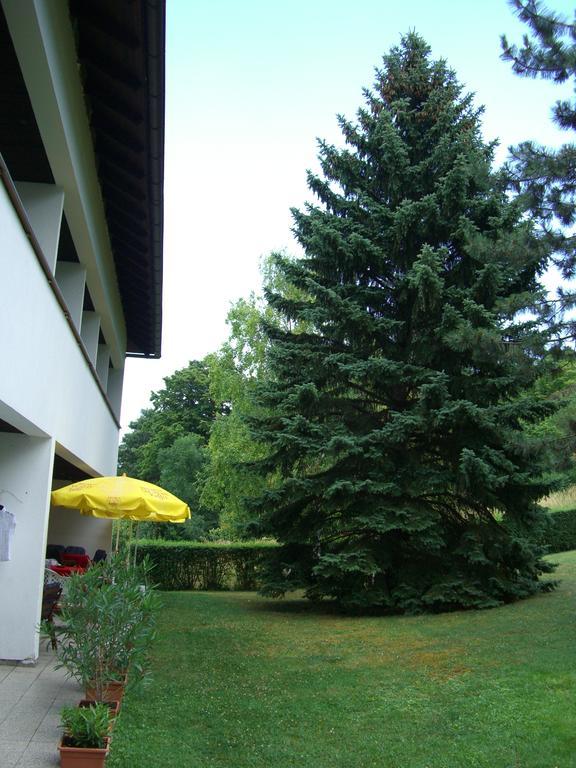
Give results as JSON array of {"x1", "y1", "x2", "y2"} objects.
[
  {"x1": 201, "y1": 295, "x2": 273, "y2": 538},
  {"x1": 118, "y1": 360, "x2": 222, "y2": 484},
  {"x1": 118, "y1": 360, "x2": 225, "y2": 539}
]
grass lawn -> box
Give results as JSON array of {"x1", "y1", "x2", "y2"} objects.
[{"x1": 108, "y1": 552, "x2": 576, "y2": 768}]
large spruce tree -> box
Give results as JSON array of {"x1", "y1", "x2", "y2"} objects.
[{"x1": 248, "y1": 34, "x2": 558, "y2": 613}]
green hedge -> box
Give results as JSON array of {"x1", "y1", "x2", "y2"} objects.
[
  {"x1": 131, "y1": 540, "x2": 278, "y2": 591},
  {"x1": 539, "y1": 508, "x2": 576, "y2": 554},
  {"x1": 131, "y1": 511, "x2": 576, "y2": 592}
]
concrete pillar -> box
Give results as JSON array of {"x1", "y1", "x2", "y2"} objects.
[
  {"x1": 80, "y1": 311, "x2": 100, "y2": 365},
  {"x1": 107, "y1": 368, "x2": 124, "y2": 422},
  {"x1": 55, "y1": 262, "x2": 86, "y2": 330},
  {"x1": 0, "y1": 434, "x2": 55, "y2": 662},
  {"x1": 14, "y1": 182, "x2": 64, "y2": 274},
  {"x1": 96, "y1": 345, "x2": 110, "y2": 390}
]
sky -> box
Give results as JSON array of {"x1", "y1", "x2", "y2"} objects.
[{"x1": 120, "y1": 0, "x2": 576, "y2": 432}]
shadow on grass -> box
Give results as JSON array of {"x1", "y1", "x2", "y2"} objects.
[
  {"x1": 244, "y1": 582, "x2": 565, "y2": 623},
  {"x1": 246, "y1": 593, "x2": 404, "y2": 621},
  {"x1": 248, "y1": 594, "x2": 344, "y2": 618}
]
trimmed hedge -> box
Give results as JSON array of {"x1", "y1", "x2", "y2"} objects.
[
  {"x1": 539, "y1": 508, "x2": 576, "y2": 554},
  {"x1": 131, "y1": 510, "x2": 576, "y2": 592},
  {"x1": 131, "y1": 540, "x2": 278, "y2": 591}
]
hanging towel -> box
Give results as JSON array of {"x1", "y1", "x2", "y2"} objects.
[{"x1": 0, "y1": 505, "x2": 16, "y2": 561}]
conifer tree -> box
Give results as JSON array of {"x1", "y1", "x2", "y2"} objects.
[
  {"x1": 501, "y1": 1, "x2": 576, "y2": 280},
  {"x1": 249, "y1": 33, "x2": 557, "y2": 613}
]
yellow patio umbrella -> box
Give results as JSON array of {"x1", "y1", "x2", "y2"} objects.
[
  {"x1": 51, "y1": 475, "x2": 191, "y2": 523},
  {"x1": 51, "y1": 475, "x2": 191, "y2": 561}
]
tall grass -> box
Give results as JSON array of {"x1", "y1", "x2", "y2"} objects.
[{"x1": 541, "y1": 486, "x2": 576, "y2": 512}]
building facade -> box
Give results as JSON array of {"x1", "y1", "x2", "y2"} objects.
[{"x1": 0, "y1": 0, "x2": 165, "y2": 662}]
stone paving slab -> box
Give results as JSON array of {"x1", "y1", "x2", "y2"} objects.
[
  {"x1": 32, "y1": 701, "x2": 64, "y2": 742},
  {"x1": 0, "y1": 647, "x2": 81, "y2": 767},
  {"x1": 0, "y1": 740, "x2": 28, "y2": 768},
  {"x1": 0, "y1": 666, "x2": 14, "y2": 684},
  {"x1": 12, "y1": 740, "x2": 60, "y2": 767}
]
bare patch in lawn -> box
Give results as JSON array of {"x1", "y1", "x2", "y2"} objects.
[{"x1": 406, "y1": 648, "x2": 471, "y2": 679}]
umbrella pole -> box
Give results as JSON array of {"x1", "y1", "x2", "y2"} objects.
[
  {"x1": 114, "y1": 521, "x2": 120, "y2": 555},
  {"x1": 127, "y1": 520, "x2": 133, "y2": 567},
  {"x1": 133, "y1": 522, "x2": 141, "y2": 568}
]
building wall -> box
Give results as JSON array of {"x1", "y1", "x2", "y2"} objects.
[
  {"x1": 0, "y1": 0, "x2": 161, "y2": 662},
  {"x1": 0, "y1": 435, "x2": 55, "y2": 661},
  {"x1": 0, "y1": 180, "x2": 120, "y2": 661},
  {"x1": 0, "y1": 181, "x2": 119, "y2": 471},
  {"x1": 46, "y1": 508, "x2": 112, "y2": 560}
]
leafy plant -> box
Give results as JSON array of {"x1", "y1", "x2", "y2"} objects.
[
  {"x1": 60, "y1": 703, "x2": 110, "y2": 749},
  {"x1": 118, "y1": 360, "x2": 228, "y2": 539},
  {"x1": 133, "y1": 540, "x2": 277, "y2": 590},
  {"x1": 535, "y1": 507, "x2": 576, "y2": 553},
  {"x1": 43, "y1": 558, "x2": 159, "y2": 700}
]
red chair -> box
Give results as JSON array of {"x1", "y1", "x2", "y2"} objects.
[
  {"x1": 60, "y1": 552, "x2": 91, "y2": 569},
  {"x1": 50, "y1": 565, "x2": 76, "y2": 577}
]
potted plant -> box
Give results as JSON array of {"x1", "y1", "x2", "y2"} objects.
[
  {"x1": 44, "y1": 565, "x2": 130, "y2": 703},
  {"x1": 59, "y1": 702, "x2": 111, "y2": 767},
  {"x1": 79, "y1": 698, "x2": 120, "y2": 720},
  {"x1": 43, "y1": 558, "x2": 159, "y2": 705},
  {"x1": 83, "y1": 557, "x2": 158, "y2": 702}
]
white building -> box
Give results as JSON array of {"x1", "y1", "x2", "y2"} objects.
[{"x1": 0, "y1": 0, "x2": 165, "y2": 662}]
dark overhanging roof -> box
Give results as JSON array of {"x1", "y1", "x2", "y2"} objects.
[
  {"x1": 0, "y1": 10, "x2": 54, "y2": 184},
  {"x1": 70, "y1": 0, "x2": 165, "y2": 358},
  {"x1": 0, "y1": 1, "x2": 165, "y2": 358}
]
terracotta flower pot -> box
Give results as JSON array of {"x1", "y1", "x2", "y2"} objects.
[
  {"x1": 85, "y1": 674, "x2": 127, "y2": 704},
  {"x1": 59, "y1": 735, "x2": 109, "y2": 767}
]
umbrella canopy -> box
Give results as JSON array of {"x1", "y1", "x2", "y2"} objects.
[{"x1": 51, "y1": 476, "x2": 191, "y2": 523}]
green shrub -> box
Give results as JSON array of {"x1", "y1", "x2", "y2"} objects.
[
  {"x1": 133, "y1": 520, "x2": 576, "y2": 593},
  {"x1": 540, "y1": 508, "x2": 576, "y2": 553},
  {"x1": 44, "y1": 558, "x2": 159, "y2": 700},
  {"x1": 60, "y1": 702, "x2": 110, "y2": 748},
  {"x1": 131, "y1": 540, "x2": 278, "y2": 590}
]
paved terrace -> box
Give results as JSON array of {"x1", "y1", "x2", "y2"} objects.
[{"x1": 0, "y1": 647, "x2": 81, "y2": 767}]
